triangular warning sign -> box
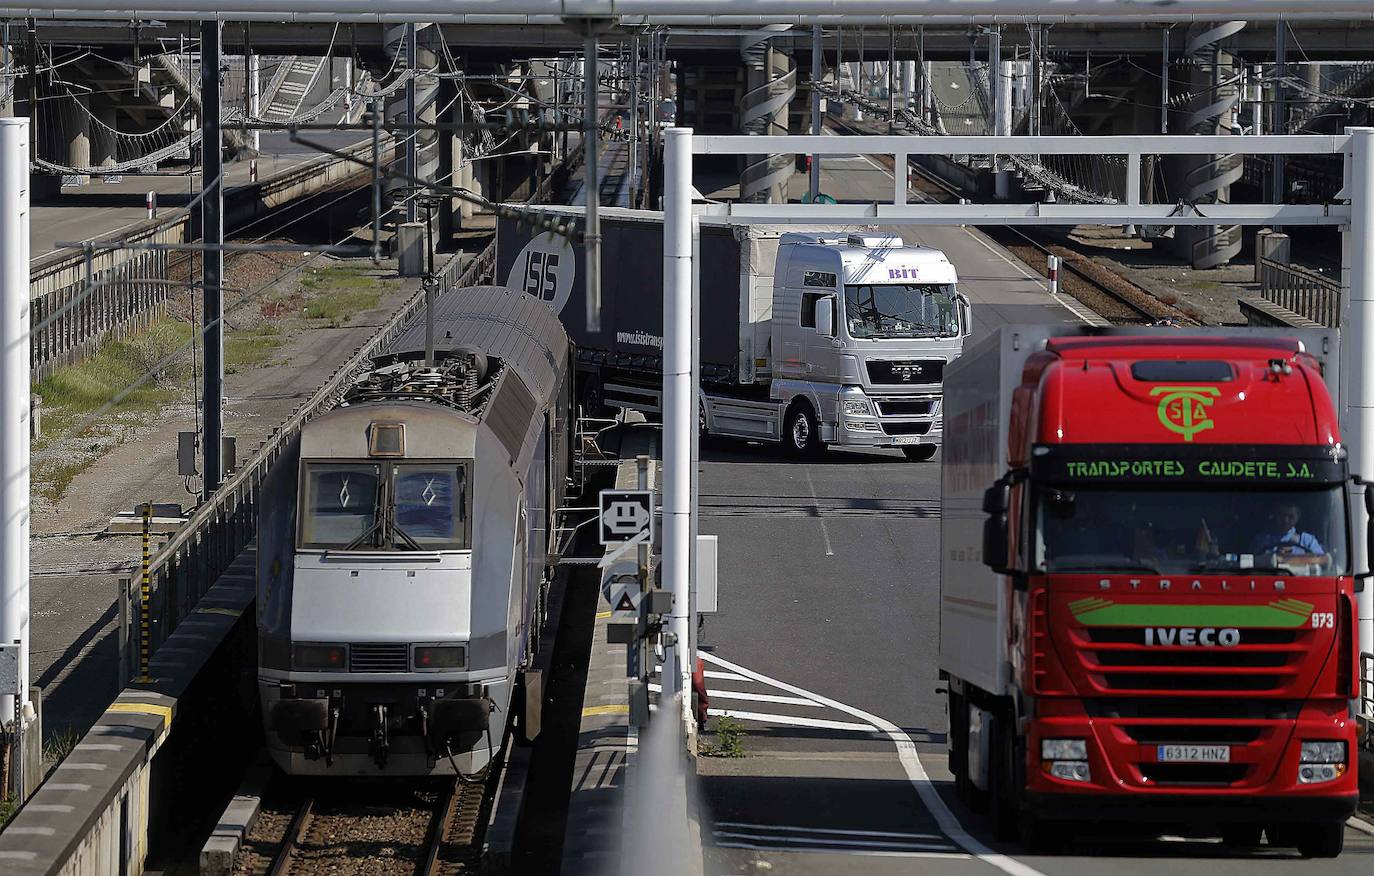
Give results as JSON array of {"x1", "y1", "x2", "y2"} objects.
[{"x1": 615, "y1": 592, "x2": 636, "y2": 612}]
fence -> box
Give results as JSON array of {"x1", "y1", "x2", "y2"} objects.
[
  {"x1": 118, "y1": 243, "x2": 495, "y2": 676},
  {"x1": 30, "y1": 247, "x2": 175, "y2": 382},
  {"x1": 1257, "y1": 256, "x2": 1342, "y2": 327}
]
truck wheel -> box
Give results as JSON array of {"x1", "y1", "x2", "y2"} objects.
[
  {"x1": 902, "y1": 445, "x2": 938, "y2": 462},
  {"x1": 986, "y1": 717, "x2": 1019, "y2": 841},
  {"x1": 784, "y1": 404, "x2": 822, "y2": 458},
  {"x1": 1288, "y1": 823, "x2": 1344, "y2": 858}
]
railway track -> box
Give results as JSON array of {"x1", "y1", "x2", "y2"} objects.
[
  {"x1": 247, "y1": 775, "x2": 492, "y2": 876},
  {"x1": 826, "y1": 117, "x2": 1195, "y2": 326}
]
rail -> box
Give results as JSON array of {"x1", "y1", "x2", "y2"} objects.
[{"x1": 1257, "y1": 256, "x2": 1341, "y2": 327}]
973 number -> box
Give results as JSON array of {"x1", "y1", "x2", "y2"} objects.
[
  {"x1": 524, "y1": 251, "x2": 560, "y2": 301},
  {"x1": 1311, "y1": 612, "x2": 1335, "y2": 629}
]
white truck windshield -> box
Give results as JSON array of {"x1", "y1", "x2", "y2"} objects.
[
  {"x1": 844, "y1": 283, "x2": 959, "y2": 339},
  {"x1": 1036, "y1": 486, "x2": 1348, "y2": 577}
]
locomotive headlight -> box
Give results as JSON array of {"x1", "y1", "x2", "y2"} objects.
[
  {"x1": 292, "y1": 643, "x2": 347, "y2": 670},
  {"x1": 413, "y1": 645, "x2": 467, "y2": 670}
]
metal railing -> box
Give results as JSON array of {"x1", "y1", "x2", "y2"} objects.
[
  {"x1": 122, "y1": 243, "x2": 495, "y2": 673},
  {"x1": 1257, "y1": 256, "x2": 1341, "y2": 327}
]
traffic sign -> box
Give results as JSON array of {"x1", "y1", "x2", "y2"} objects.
[{"x1": 599, "y1": 489, "x2": 654, "y2": 545}]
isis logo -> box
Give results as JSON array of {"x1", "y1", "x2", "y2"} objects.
[{"x1": 1150, "y1": 385, "x2": 1220, "y2": 441}]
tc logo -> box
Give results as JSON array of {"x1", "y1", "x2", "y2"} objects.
[{"x1": 1150, "y1": 385, "x2": 1220, "y2": 441}]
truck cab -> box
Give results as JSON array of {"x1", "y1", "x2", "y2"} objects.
[
  {"x1": 757, "y1": 233, "x2": 970, "y2": 459},
  {"x1": 941, "y1": 328, "x2": 1359, "y2": 857}
]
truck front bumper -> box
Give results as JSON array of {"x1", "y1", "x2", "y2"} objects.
[
  {"x1": 1024, "y1": 791, "x2": 1357, "y2": 825},
  {"x1": 838, "y1": 408, "x2": 942, "y2": 448}
]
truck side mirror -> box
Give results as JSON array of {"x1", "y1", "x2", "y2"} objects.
[
  {"x1": 981, "y1": 481, "x2": 1013, "y2": 575},
  {"x1": 1353, "y1": 475, "x2": 1373, "y2": 591},
  {"x1": 815, "y1": 297, "x2": 835, "y2": 338},
  {"x1": 957, "y1": 293, "x2": 972, "y2": 337}
]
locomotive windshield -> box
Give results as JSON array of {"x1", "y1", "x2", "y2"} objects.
[{"x1": 299, "y1": 461, "x2": 470, "y2": 550}]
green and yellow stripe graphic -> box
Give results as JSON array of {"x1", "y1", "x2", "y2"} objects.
[{"x1": 1068, "y1": 596, "x2": 1314, "y2": 628}]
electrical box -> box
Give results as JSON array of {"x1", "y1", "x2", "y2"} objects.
[
  {"x1": 695, "y1": 534, "x2": 718, "y2": 614},
  {"x1": 177, "y1": 431, "x2": 198, "y2": 477},
  {"x1": 222, "y1": 436, "x2": 238, "y2": 475}
]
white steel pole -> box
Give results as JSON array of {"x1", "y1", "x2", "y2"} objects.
[
  {"x1": 662, "y1": 127, "x2": 693, "y2": 709},
  {"x1": 0, "y1": 118, "x2": 29, "y2": 724},
  {"x1": 1345, "y1": 126, "x2": 1374, "y2": 676},
  {"x1": 248, "y1": 52, "x2": 260, "y2": 153}
]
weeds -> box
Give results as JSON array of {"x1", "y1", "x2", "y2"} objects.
[
  {"x1": 225, "y1": 325, "x2": 283, "y2": 373},
  {"x1": 42, "y1": 727, "x2": 80, "y2": 765},
  {"x1": 700, "y1": 715, "x2": 747, "y2": 758},
  {"x1": 0, "y1": 796, "x2": 15, "y2": 829}
]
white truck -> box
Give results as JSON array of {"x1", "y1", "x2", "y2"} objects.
[{"x1": 497, "y1": 207, "x2": 972, "y2": 460}]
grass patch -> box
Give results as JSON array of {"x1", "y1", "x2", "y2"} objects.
[
  {"x1": 42, "y1": 727, "x2": 81, "y2": 765},
  {"x1": 34, "y1": 457, "x2": 100, "y2": 503},
  {"x1": 225, "y1": 325, "x2": 283, "y2": 373},
  {"x1": 0, "y1": 797, "x2": 15, "y2": 829},
  {"x1": 295, "y1": 264, "x2": 391, "y2": 327},
  {"x1": 34, "y1": 320, "x2": 191, "y2": 437},
  {"x1": 700, "y1": 715, "x2": 747, "y2": 758}
]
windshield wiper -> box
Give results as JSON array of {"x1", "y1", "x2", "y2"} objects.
[
  {"x1": 1050, "y1": 554, "x2": 1161, "y2": 573},
  {"x1": 344, "y1": 515, "x2": 384, "y2": 550},
  {"x1": 391, "y1": 521, "x2": 425, "y2": 551}
]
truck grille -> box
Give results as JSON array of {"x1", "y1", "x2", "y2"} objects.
[
  {"x1": 874, "y1": 399, "x2": 934, "y2": 417},
  {"x1": 866, "y1": 359, "x2": 944, "y2": 386},
  {"x1": 1072, "y1": 627, "x2": 1303, "y2": 694},
  {"x1": 349, "y1": 643, "x2": 409, "y2": 673},
  {"x1": 881, "y1": 422, "x2": 932, "y2": 436}
]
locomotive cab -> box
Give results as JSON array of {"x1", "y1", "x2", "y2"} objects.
[{"x1": 256, "y1": 287, "x2": 573, "y2": 777}]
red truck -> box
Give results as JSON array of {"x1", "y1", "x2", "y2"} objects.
[{"x1": 940, "y1": 327, "x2": 1361, "y2": 857}]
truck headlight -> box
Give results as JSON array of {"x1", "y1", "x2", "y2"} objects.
[
  {"x1": 843, "y1": 398, "x2": 874, "y2": 417},
  {"x1": 1299, "y1": 740, "x2": 1346, "y2": 764},
  {"x1": 413, "y1": 645, "x2": 467, "y2": 670},
  {"x1": 1041, "y1": 738, "x2": 1087, "y2": 760},
  {"x1": 292, "y1": 643, "x2": 347, "y2": 670}
]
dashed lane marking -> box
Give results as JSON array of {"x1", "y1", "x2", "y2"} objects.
[
  {"x1": 702, "y1": 652, "x2": 1049, "y2": 876},
  {"x1": 803, "y1": 470, "x2": 835, "y2": 557}
]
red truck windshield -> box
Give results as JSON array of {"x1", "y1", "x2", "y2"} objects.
[{"x1": 1036, "y1": 486, "x2": 1348, "y2": 577}]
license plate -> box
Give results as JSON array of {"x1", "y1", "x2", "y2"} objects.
[
  {"x1": 1157, "y1": 745, "x2": 1230, "y2": 763},
  {"x1": 892, "y1": 436, "x2": 922, "y2": 446}
]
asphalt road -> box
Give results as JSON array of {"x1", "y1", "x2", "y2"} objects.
[{"x1": 694, "y1": 156, "x2": 1374, "y2": 874}]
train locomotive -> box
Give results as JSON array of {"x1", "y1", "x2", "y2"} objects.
[{"x1": 255, "y1": 284, "x2": 573, "y2": 776}]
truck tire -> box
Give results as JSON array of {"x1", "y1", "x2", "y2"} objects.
[
  {"x1": 902, "y1": 445, "x2": 938, "y2": 462},
  {"x1": 1284, "y1": 823, "x2": 1344, "y2": 858},
  {"x1": 987, "y1": 716, "x2": 1019, "y2": 841},
  {"x1": 948, "y1": 689, "x2": 972, "y2": 804},
  {"x1": 784, "y1": 403, "x2": 822, "y2": 459}
]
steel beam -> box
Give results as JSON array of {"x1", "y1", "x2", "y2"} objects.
[{"x1": 201, "y1": 19, "x2": 224, "y2": 498}]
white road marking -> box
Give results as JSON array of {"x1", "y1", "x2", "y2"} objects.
[
  {"x1": 702, "y1": 651, "x2": 1049, "y2": 876},
  {"x1": 650, "y1": 682, "x2": 821, "y2": 708},
  {"x1": 1348, "y1": 814, "x2": 1374, "y2": 837},
  {"x1": 714, "y1": 840, "x2": 969, "y2": 860},
  {"x1": 803, "y1": 469, "x2": 835, "y2": 556},
  {"x1": 703, "y1": 670, "x2": 748, "y2": 682},
  {"x1": 707, "y1": 708, "x2": 874, "y2": 733},
  {"x1": 713, "y1": 830, "x2": 958, "y2": 852},
  {"x1": 714, "y1": 821, "x2": 946, "y2": 841}
]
